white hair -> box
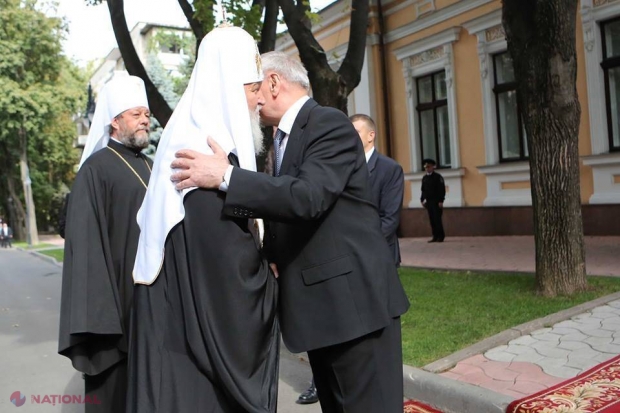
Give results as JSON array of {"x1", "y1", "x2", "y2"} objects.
[{"x1": 261, "y1": 51, "x2": 310, "y2": 91}]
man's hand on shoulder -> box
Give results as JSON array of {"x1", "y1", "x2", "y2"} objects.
[{"x1": 171, "y1": 137, "x2": 231, "y2": 190}]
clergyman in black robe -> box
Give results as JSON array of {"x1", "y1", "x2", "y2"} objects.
[
  {"x1": 59, "y1": 75, "x2": 152, "y2": 413},
  {"x1": 127, "y1": 27, "x2": 279, "y2": 413}
]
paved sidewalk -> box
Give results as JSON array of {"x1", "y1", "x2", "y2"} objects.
[
  {"x1": 439, "y1": 299, "x2": 620, "y2": 400},
  {"x1": 400, "y1": 236, "x2": 620, "y2": 276}
]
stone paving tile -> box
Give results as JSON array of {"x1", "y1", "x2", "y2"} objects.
[
  {"x1": 556, "y1": 340, "x2": 591, "y2": 351},
  {"x1": 459, "y1": 354, "x2": 486, "y2": 365},
  {"x1": 559, "y1": 332, "x2": 590, "y2": 342},
  {"x1": 530, "y1": 344, "x2": 571, "y2": 359},
  {"x1": 512, "y1": 353, "x2": 546, "y2": 364},
  {"x1": 438, "y1": 371, "x2": 462, "y2": 381},
  {"x1": 510, "y1": 381, "x2": 556, "y2": 396},
  {"x1": 580, "y1": 328, "x2": 615, "y2": 338},
  {"x1": 484, "y1": 350, "x2": 516, "y2": 363},
  {"x1": 511, "y1": 335, "x2": 538, "y2": 346},
  {"x1": 505, "y1": 344, "x2": 540, "y2": 356},
  {"x1": 564, "y1": 356, "x2": 600, "y2": 371},
  {"x1": 478, "y1": 363, "x2": 520, "y2": 381}
]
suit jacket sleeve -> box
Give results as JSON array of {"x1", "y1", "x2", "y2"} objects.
[
  {"x1": 379, "y1": 161, "x2": 404, "y2": 239},
  {"x1": 224, "y1": 109, "x2": 358, "y2": 222}
]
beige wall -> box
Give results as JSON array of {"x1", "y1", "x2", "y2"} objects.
[{"x1": 284, "y1": 0, "x2": 609, "y2": 207}]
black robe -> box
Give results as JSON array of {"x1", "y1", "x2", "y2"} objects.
[
  {"x1": 126, "y1": 180, "x2": 279, "y2": 413},
  {"x1": 58, "y1": 139, "x2": 152, "y2": 413}
]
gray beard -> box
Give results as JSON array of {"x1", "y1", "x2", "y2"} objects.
[
  {"x1": 118, "y1": 129, "x2": 150, "y2": 151},
  {"x1": 250, "y1": 107, "x2": 264, "y2": 155}
]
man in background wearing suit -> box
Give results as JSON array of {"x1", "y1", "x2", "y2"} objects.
[
  {"x1": 170, "y1": 51, "x2": 410, "y2": 413},
  {"x1": 1, "y1": 222, "x2": 13, "y2": 248},
  {"x1": 351, "y1": 114, "x2": 404, "y2": 266}
]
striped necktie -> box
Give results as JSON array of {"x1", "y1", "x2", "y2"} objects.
[{"x1": 274, "y1": 128, "x2": 286, "y2": 176}]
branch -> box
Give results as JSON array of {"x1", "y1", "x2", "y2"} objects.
[
  {"x1": 338, "y1": 0, "x2": 369, "y2": 94},
  {"x1": 278, "y1": 0, "x2": 329, "y2": 74},
  {"x1": 107, "y1": 0, "x2": 173, "y2": 126},
  {"x1": 177, "y1": 0, "x2": 205, "y2": 41},
  {"x1": 259, "y1": 0, "x2": 279, "y2": 53}
]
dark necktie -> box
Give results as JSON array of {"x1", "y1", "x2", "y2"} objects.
[{"x1": 274, "y1": 128, "x2": 286, "y2": 176}]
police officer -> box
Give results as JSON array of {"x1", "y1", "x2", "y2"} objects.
[{"x1": 420, "y1": 158, "x2": 445, "y2": 242}]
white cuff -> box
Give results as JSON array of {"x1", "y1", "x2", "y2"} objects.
[{"x1": 218, "y1": 165, "x2": 234, "y2": 192}]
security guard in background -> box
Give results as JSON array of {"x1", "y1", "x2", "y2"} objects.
[{"x1": 420, "y1": 158, "x2": 446, "y2": 243}]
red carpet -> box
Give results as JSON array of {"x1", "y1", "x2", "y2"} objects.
[
  {"x1": 507, "y1": 354, "x2": 620, "y2": 413},
  {"x1": 404, "y1": 400, "x2": 443, "y2": 413}
]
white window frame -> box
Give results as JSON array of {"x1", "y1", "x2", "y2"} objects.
[
  {"x1": 463, "y1": 10, "x2": 533, "y2": 206},
  {"x1": 581, "y1": 0, "x2": 620, "y2": 204},
  {"x1": 463, "y1": 9, "x2": 506, "y2": 165},
  {"x1": 581, "y1": 0, "x2": 620, "y2": 155},
  {"x1": 394, "y1": 27, "x2": 461, "y2": 172},
  {"x1": 395, "y1": 27, "x2": 464, "y2": 207}
]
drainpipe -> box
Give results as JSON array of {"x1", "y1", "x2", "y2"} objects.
[{"x1": 376, "y1": 0, "x2": 393, "y2": 158}]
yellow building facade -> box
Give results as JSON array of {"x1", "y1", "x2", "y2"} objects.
[{"x1": 276, "y1": 0, "x2": 620, "y2": 236}]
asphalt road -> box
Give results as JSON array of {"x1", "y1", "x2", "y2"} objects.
[{"x1": 0, "y1": 248, "x2": 321, "y2": 412}]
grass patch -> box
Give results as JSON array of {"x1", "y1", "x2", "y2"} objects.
[
  {"x1": 13, "y1": 242, "x2": 54, "y2": 250},
  {"x1": 38, "y1": 248, "x2": 64, "y2": 262},
  {"x1": 399, "y1": 268, "x2": 620, "y2": 367}
]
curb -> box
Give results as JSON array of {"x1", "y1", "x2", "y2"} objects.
[
  {"x1": 403, "y1": 365, "x2": 512, "y2": 413},
  {"x1": 16, "y1": 247, "x2": 63, "y2": 268},
  {"x1": 424, "y1": 290, "x2": 620, "y2": 373}
]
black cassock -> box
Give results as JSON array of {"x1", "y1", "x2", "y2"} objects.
[
  {"x1": 58, "y1": 139, "x2": 152, "y2": 413},
  {"x1": 126, "y1": 180, "x2": 280, "y2": 412}
]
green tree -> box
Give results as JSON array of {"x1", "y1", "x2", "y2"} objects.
[{"x1": 0, "y1": 0, "x2": 85, "y2": 240}]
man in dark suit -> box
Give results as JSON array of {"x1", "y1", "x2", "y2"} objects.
[
  {"x1": 1, "y1": 222, "x2": 13, "y2": 248},
  {"x1": 351, "y1": 114, "x2": 404, "y2": 266},
  {"x1": 421, "y1": 158, "x2": 446, "y2": 242},
  {"x1": 171, "y1": 51, "x2": 410, "y2": 413}
]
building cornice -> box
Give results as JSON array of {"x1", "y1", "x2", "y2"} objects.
[
  {"x1": 385, "y1": 0, "x2": 494, "y2": 44},
  {"x1": 393, "y1": 27, "x2": 460, "y2": 61}
]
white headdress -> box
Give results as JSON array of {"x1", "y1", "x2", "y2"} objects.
[
  {"x1": 133, "y1": 26, "x2": 263, "y2": 285},
  {"x1": 78, "y1": 73, "x2": 149, "y2": 168}
]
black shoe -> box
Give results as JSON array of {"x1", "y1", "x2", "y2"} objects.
[
  {"x1": 296, "y1": 384, "x2": 319, "y2": 404},
  {"x1": 437, "y1": 239, "x2": 444, "y2": 242},
  {"x1": 428, "y1": 239, "x2": 437, "y2": 243}
]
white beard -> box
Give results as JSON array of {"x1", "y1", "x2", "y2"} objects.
[{"x1": 250, "y1": 107, "x2": 264, "y2": 155}]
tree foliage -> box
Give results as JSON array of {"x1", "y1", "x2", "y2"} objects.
[{"x1": 0, "y1": 0, "x2": 86, "y2": 236}]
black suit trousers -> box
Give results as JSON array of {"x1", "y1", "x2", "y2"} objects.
[
  {"x1": 426, "y1": 202, "x2": 445, "y2": 241},
  {"x1": 307, "y1": 317, "x2": 403, "y2": 413}
]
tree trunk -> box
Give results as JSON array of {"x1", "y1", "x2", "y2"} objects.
[
  {"x1": 277, "y1": 0, "x2": 369, "y2": 113},
  {"x1": 503, "y1": 0, "x2": 587, "y2": 296},
  {"x1": 6, "y1": 177, "x2": 26, "y2": 241},
  {"x1": 19, "y1": 127, "x2": 38, "y2": 245},
  {"x1": 107, "y1": 0, "x2": 173, "y2": 127},
  {"x1": 259, "y1": 0, "x2": 278, "y2": 53}
]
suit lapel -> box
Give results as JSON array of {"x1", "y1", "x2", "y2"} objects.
[
  {"x1": 367, "y1": 150, "x2": 379, "y2": 176},
  {"x1": 279, "y1": 99, "x2": 318, "y2": 176}
]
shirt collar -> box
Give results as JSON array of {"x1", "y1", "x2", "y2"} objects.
[
  {"x1": 365, "y1": 147, "x2": 375, "y2": 163},
  {"x1": 277, "y1": 95, "x2": 310, "y2": 135}
]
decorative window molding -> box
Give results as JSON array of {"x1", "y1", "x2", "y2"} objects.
[
  {"x1": 581, "y1": 0, "x2": 620, "y2": 155},
  {"x1": 582, "y1": 153, "x2": 620, "y2": 203},
  {"x1": 415, "y1": 0, "x2": 436, "y2": 18},
  {"x1": 463, "y1": 9, "x2": 505, "y2": 165},
  {"x1": 477, "y1": 162, "x2": 533, "y2": 206},
  {"x1": 404, "y1": 168, "x2": 465, "y2": 208},
  {"x1": 395, "y1": 27, "x2": 463, "y2": 206}
]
